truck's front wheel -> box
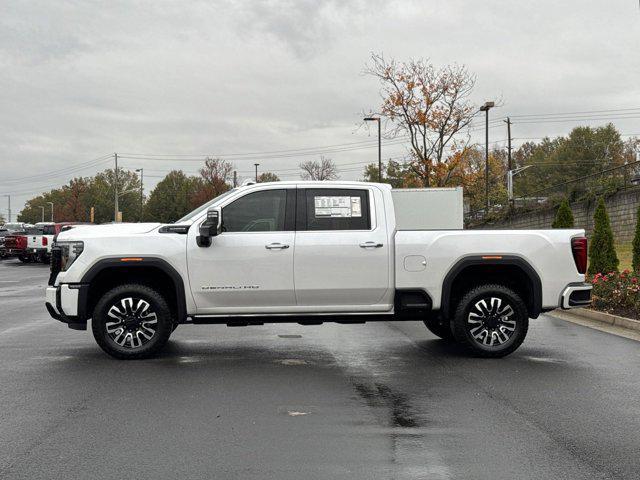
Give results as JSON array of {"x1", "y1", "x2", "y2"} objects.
[
  {"x1": 92, "y1": 284, "x2": 173, "y2": 359},
  {"x1": 451, "y1": 284, "x2": 528, "y2": 358}
]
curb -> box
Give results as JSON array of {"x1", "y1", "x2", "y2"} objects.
[{"x1": 550, "y1": 308, "x2": 640, "y2": 333}]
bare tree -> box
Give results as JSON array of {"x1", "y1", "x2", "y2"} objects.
[
  {"x1": 299, "y1": 156, "x2": 339, "y2": 181},
  {"x1": 365, "y1": 53, "x2": 477, "y2": 187}
]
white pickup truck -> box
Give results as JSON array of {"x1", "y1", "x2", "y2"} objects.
[{"x1": 45, "y1": 181, "x2": 591, "y2": 360}]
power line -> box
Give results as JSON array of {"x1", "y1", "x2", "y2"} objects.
[
  {"x1": 0, "y1": 154, "x2": 113, "y2": 185},
  {"x1": 509, "y1": 106, "x2": 640, "y2": 118}
]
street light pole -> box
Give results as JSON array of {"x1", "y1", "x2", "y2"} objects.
[
  {"x1": 135, "y1": 168, "x2": 144, "y2": 222},
  {"x1": 3, "y1": 195, "x2": 10, "y2": 223},
  {"x1": 47, "y1": 202, "x2": 54, "y2": 222},
  {"x1": 114, "y1": 153, "x2": 119, "y2": 222},
  {"x1": 254, "y1": 163, "x2": 259, "y2": 182},
  {"x1": 507, "y1": 165, "x2": 533, "y2": 204},
  {"x1": 364, "y1": 116, "x2": 382, "y2": 182},
  {"x1": 479, "y1": 102, "x2": 495, "y2": 211},
  {"x1": 39, "y1": 206, "x2": 45, "y2": 222}
]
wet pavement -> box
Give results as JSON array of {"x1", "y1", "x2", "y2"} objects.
[{"x1": 1, "y1": 258, "x2": 639, "y2": 479}]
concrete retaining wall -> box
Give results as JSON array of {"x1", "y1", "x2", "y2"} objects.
[{"x1": 476, "y1": 187, "x2": 640, "y2": 243}]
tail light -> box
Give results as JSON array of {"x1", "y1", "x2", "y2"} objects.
[
  {"x1": 571, "y1": 237, "x2": 587, "y2": 274},
  {"x1": 42, "y1": 236, "x2": 48, "y2": 246}
]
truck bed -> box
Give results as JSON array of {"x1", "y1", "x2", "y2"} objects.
[{"x1": 395, "y1": 229, "x2": 585, "y2": 311}]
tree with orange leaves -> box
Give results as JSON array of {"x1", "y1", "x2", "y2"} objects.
[
  {"x1": 190, "y1": 157, "x2": 233, "y2": 208},
  {"x1": 365, "y1": 53, "x2": 477, "y2": 187}
]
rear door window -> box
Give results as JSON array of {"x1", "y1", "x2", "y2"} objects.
[{"x1": 301, "y1": 189, "x2": 370, "y2": 231}]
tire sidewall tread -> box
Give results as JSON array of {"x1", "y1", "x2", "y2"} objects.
[
  {"x1": 92, "y1": 283, "x2": 173, "y2": 360},
  {"x1": 452, "y1": 283, "x2": 529, "y2": 358}
]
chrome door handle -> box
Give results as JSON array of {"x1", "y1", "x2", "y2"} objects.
[
  {"x1": 359, "y1": 241, "x2": 383, "y2": 248},
  {"x1": 265, "y1": 243, "x2": 290, "y2": 250}
]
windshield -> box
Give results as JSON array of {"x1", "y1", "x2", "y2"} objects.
[{"x1": 175, "y1": 188, "x2": 238, "y2": 223}]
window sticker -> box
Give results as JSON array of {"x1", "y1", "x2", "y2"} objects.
[{"x1": 314, "y1": 196, "x2": 362, "y2": 218}]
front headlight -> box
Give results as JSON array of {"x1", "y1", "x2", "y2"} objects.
[{"x1": 57, "y1": 241, "x2": 84, "y2": 271}]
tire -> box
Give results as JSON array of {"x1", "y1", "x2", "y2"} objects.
[
  {"x1": 92, "y1": 284, "x2": 173, "y2": 359},
  {"x1": 18, "y1": 254, "x2": 32, "y2": 263},
  {"x1": 451, "y1": 284, "x2": 528, "y2": 358},
  {"x1": 423, "y1": 316, "x2": 454, "y2": 341}
]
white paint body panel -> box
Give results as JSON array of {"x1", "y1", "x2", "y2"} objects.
[
  {"x1": 294, "y1": 186, "x2": 393, "y2": 311},
  {"x1": 187, "y1": 231, "x2": 296, "y2": 313},
  {"x1": 392, "y1": 187, "x2": 463, "y2": 230},
  {"x1": 51, "y1": 181, "x2": 586, "y2": 319},
  {"x1": 395, "y1": 229, "x2": 585, "y2": 310}
]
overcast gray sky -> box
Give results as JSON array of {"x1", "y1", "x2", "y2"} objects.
[{"x1": 1, "y1": 0, "x2": 639, "y2": 219}]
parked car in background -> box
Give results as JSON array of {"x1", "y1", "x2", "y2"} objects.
[
  {"x1": 2, "y1": 222, "x2": 32, "y2": 233},
  {"x1": 0, "y1": 227, "x2": 9, "y2": 259},
  {"x1": 4, "y1": 231, "x2": 29, "y2": 262},
  {"x1": 4, "y1": 227, "x2": 47, "y2": 263}
]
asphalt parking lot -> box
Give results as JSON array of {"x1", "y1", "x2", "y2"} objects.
[{"x1": 1, "y1": 258, "x2": 639, "y2": 480}]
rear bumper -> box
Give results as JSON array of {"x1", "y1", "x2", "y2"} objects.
[
  {"x1": 4, "y1": 248, "x2": 26, "y2": 257},
  {"x1": 560, "y1": 282, "x2": 592, "y2": 309},
  {"x1": 45, "y1": 284, "x2": 90, "y2": 330}
]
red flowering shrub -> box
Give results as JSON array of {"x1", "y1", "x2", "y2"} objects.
[{"x1": 590, "y1": 270, "x2": 640, "y2": 319}]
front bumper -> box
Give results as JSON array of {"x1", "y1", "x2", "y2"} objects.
[
  {"x1": 45, "y1": 284, "x2": 90, "y2": 330},
  {"x1": 560, "y1": 282, "x2": 592, "y2": 309}
]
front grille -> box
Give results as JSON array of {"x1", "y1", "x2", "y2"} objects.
[{"x1": 49, "y1": 246, "x2": 62, "y2": 286}]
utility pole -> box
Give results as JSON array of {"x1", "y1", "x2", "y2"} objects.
[
  {"x1": 479, "y1": 102, "x2": 495, "y2": 212},
  {"x1": 254, "y1": 163, "x2": 259, "y2": 182},
  {"x1": 114, "y1": 153, "x2": 119, "y2": 222},
  {"x1": 233, "y1": 170, "x2": 237, "y2": 187},
  {"x1": 39, "y1": 206, "x2": 45, "y2": 222},
  {"x1": 136, "y1": 168, "x2": 144, "y2": 221},
  {"x1": 504, "y1": 117, "x2": 512, "y2": 171},
  {"x1": 47, "y1": 202, "x2": 54, "y2": 222},
  {"x1": 3, "y1": 195, "x2": 10, "y2": 223}
]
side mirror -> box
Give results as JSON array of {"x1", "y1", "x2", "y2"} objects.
[{"x1": 196, "y1": 208, "x2": 221, "y2": 247}]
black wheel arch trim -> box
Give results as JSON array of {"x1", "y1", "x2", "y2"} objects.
[
  {"x1": 440, "y1": 255, "x2": 542, "y2": 319},
  {"x1": 79, "y1": 257, "x2": 188, "y2": 323}
]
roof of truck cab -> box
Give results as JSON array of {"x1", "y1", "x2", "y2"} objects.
[{"x1": 239, "y1": 181, "x2": 391, "y2": 189}]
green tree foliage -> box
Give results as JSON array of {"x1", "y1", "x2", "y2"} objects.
[
  {"x1": 552, "y1": 199, "x2": 574, "y2": 228},
  {"x1": 18, "y1": 170, "x2": 141, "y2": 224},
  {"x1": 514, "y1": 124, "x2": 628, "y2": 201},
  {"x1": 588, "y1": 197, "x2": 619, "y2": 274},
  {"x1": 632, "y1": 205, "x2": 640, "y2": 272},
  {"x1": 257, "y1": 172, "x2": 280, "y2": 182},
  {"x1": 362, "y1": 160, "x2": 420, "y2": 188},
  {"x1": 144, "y1": 170, "x2": 201, "y2": 223},
  {"x1": 85, "y1": 169, "x2": 142, "y2": 223}
]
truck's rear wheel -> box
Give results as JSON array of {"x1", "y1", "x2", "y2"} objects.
[
  {"x1": 18, "y1": 254, "x2": 32, "y2": 263},
  {"x1": 92, "y1": 284, "x2": 173, "y2": 359},
  {"x1": 423, "y1": 316, "x2": 454, "y2": 341},
  {"x1": 452, "y1": 284, "x2": 528, "y2": 358}
]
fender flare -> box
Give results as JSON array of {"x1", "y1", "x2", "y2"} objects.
[
  {"x1": 440, "y1": 255, "x2": 542, "y2": 319},
  {"x1": 79, "y1": 257, "x2": 188, "y2": 322}
]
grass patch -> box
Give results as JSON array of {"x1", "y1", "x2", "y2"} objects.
[{"x1": 616, "y1": 242, "x2": 632, "y2": 271}]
